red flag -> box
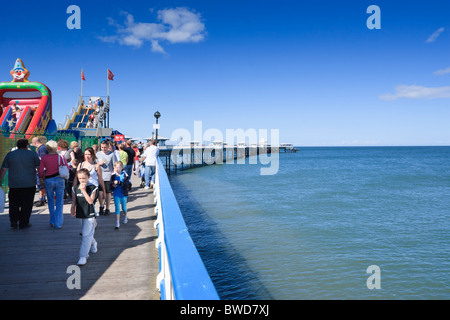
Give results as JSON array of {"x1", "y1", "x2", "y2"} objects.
[
  {"x1": 81, "y1": 69, "x2": 86, "y2": 81},
  {"x1": 107, "y1": 69, "x2": 114, "y2": 80}
]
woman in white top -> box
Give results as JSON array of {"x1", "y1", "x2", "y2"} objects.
[{"x1": 73, "y1": 147, "x2": 106, "y2": 193}]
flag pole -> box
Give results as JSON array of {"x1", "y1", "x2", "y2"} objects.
[
  {"x1": 107, "y1": 70, "x2": 110, "y2": 128},
  {"x1": 81, "y1": 68, "x2": 83, "y2": 105},
  {"x1": 107, "y1": 69, "x2": 109, "y2": 98}
]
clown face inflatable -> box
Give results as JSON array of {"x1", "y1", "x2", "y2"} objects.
[{"x1": 10, "y1": 58, "x2": 30, "y2": 82}]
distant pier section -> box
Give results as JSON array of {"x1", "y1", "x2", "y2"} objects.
[{"x1": 156, "y1": 141, "x2": 298, "y2": 174}]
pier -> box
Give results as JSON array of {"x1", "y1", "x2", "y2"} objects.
[
  {"x1": 157, "y1": 145, "x2": 286, "y2": 174},
  {"x1": 0, "y1": 174, "x2": 160, "y2": 300}
]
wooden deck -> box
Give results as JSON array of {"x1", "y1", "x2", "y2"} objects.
[{"x1": 0, "y1": 174, "x2": 160, "y2": 300}]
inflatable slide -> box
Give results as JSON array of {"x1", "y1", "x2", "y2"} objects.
[{"x1": 0, "y1": 59, "x2": 55, "y2": 139}]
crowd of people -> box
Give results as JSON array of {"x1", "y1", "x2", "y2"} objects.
[
  {"x1": 0, "y1": 136, "x2": 160, "y2": 266},
  {"x1": 85, "y1": 98, "x2": 106, "y2": 129}
]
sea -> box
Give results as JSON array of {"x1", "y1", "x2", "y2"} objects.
[{"x1": 168, "y1": 147, "x2": 450, "y2": 300}]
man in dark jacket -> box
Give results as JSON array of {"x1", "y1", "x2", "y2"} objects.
[{"x1": 0, "y1": 139, "x2": 40, "y2": 229}]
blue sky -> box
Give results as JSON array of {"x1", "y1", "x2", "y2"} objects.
[{"x1": 1, "y1": 0, "x2": 449, "y2": 146}]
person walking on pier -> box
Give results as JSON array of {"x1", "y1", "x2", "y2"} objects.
[
  {"x1": 118, "y1": 143, "x2": 128, "y2": 166},
  {"x1": 123, "y1": 140, "x2": 135, "y2": 183},
  {"x1": 70, "y1": 141, "x2": 84, "y2": 163},
  {"x1": 132, "y1": 143, "x2": 140, "y2": 175},
  {"x1": 96, "y1": 140, "x2": 117, "y2": 215},
  {"x1": 141, "y1": 139, "x2": 159, "y2": 189},
  {"x1": 31, "y1": 136, "x2": 48, "y2": 206},
  {"x1": 0, "y1": 139, "x2": 40, "y2": 229},
  {"x1": 73, "y1": 147, "x2": 105, "y2": 206},
  {"x1": 57, "y1": 139, "x2": 72, "y2": 200},
  {"x1": 71, "y1": 168, "x2": 98, "y2": 266},
  {"x1": 109, "y1": 141, "x2": 120, "y2": 162},
  {"x1": 67, "y1": 159, "x2": 79, "y2": 198},
  {"x1": 110, "y1": 161, "x2": 130, "y2": 229},
  {"x1": 39, "y1": 140, "x2": 70, "y2": 229}
]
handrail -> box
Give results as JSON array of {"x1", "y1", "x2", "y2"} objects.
[
  {"x1": 61, "y1": 100, "x2": 82, "y2": 130},
  {"x1": 154, "y1": 157, "x2": 219, "y2": 300}
]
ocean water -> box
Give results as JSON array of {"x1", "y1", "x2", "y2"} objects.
[{"x1": 168, "y1": 147, "x2": 450, "y2": 300}]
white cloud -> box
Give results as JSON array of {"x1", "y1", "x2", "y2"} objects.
[
  {"x1": 425, "y1": 27, "x2": 444, "y2": 43},
  {"x1": 151, "y1": 40, "x2": 166, "y2": 54},
  {"x1": 379, "y1": 85, "x2": 450, "y2": 100},
  {"x1": 99, "y1": 7, "x2": 206, "y2": 53},
  {"x1": 433, "y1": 67, "x2": 450, "y2": 75}
]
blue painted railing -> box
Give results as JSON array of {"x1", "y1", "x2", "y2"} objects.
[{"x1": 154, "y1": 157, "x2": 219, "y2": 300}]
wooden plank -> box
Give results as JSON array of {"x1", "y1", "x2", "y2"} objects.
[{"x1": 0, "y1": 174, "x2": 160, "y2": 300}]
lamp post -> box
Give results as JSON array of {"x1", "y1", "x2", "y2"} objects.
[{"x1": 154, "y1": 111, "x2": 161, "y2": 144}]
